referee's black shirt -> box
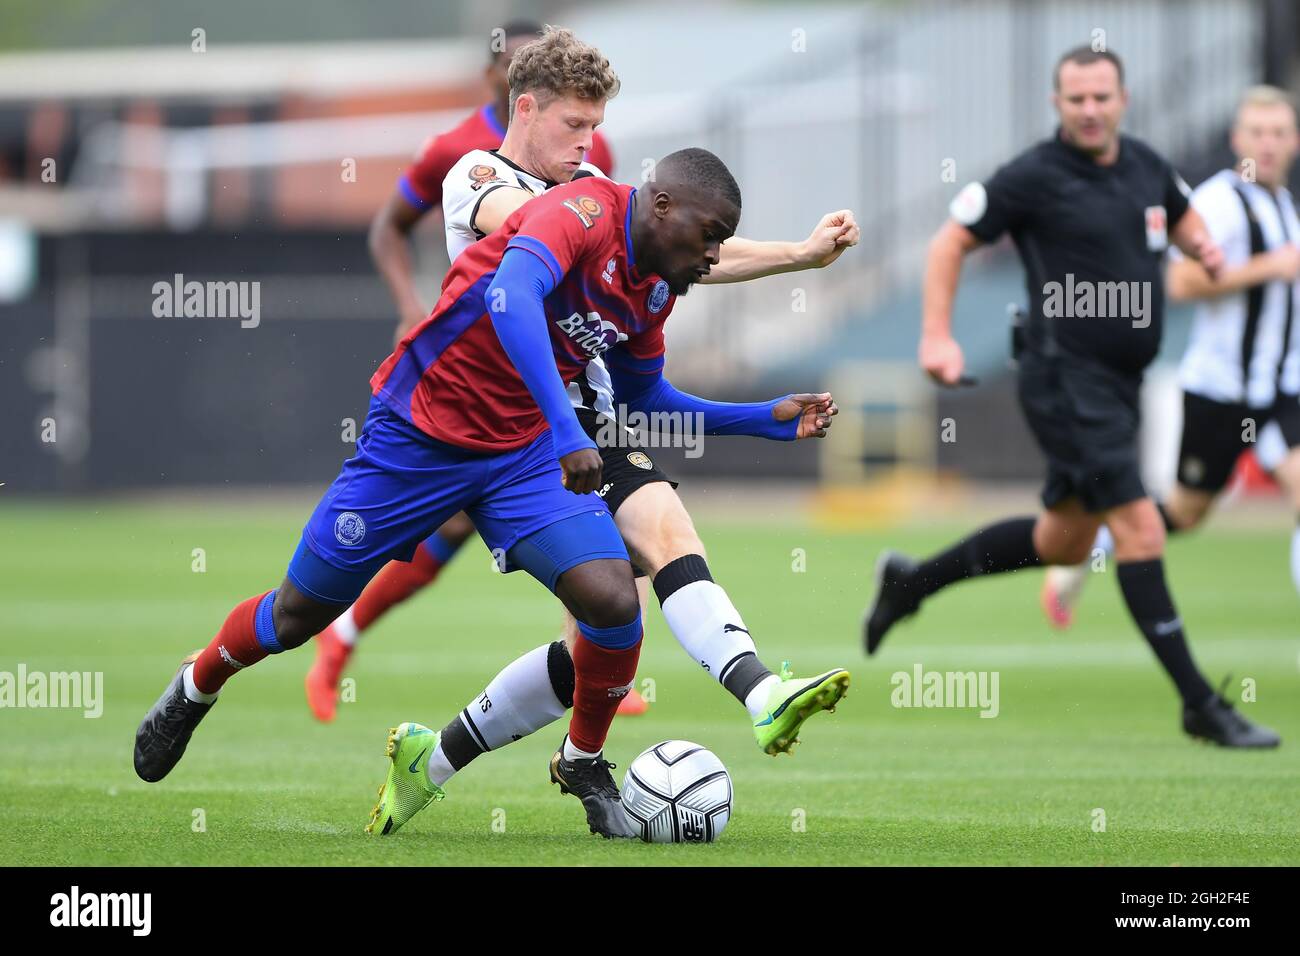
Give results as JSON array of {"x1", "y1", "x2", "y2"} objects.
[{"x1": 952, "y1": 129, "x2": 1191, "y2": 375}]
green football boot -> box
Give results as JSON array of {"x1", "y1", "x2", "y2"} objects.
[
  {"x1": 365, "y1": 722, "x2": 445, "y2": 835},
  {"x1": 752, "y1": 662, "x2": 851, "y2": 755}
]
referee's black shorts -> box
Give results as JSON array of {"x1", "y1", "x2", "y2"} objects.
[
  {"x1": 1017, "y1": 350, "x2": 1147, "y2": 514},
  {"x1": 1178, "y1": 390, "x2": 1300, "y2": 492}
]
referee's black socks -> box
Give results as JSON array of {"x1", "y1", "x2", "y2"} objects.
[
  {"x1": 1116, "y1": 559, "x2": 1214, "y2": 706},
  {"x1": 913, "y1": 516, "x2": 1042, "y2": 598}
]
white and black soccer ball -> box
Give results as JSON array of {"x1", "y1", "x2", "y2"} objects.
[{"x1": 621, "y1": 740, "x2": 732, "y2": 843}]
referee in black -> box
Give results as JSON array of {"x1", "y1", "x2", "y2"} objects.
[{"x1": 864, "y1": 46, "x2": 1279, "y2": 747}]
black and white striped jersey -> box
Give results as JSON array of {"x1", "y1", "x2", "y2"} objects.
[{"x1": 1175, "y1": 168, "x2": 1300, "y2": 407}]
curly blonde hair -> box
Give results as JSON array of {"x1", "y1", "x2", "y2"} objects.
[{"x1": 507, "y1": 26, "x2": 620, "y2": 117}]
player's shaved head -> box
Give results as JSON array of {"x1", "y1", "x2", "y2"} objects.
[
  {"x1": 653, "y1": 148, "x2": 743, "y2": 211},
  {"x1": 631, "y1": 148, "x2": 742, "y2": 296}
]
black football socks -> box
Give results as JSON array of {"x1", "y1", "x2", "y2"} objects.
[
  {"x1": 1116, "y1": 558, "x2": 1214, "y2": 706},
  {"x1": 912, "y1": 516, "x2": 1042, "y2": 599}
]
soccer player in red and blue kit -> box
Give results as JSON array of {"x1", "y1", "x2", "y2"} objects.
[
  {"x1": 310, "y1": 28, "x2": 854, "y2": 741},
  {"x1": 134, "y1": 147, "x2": 791, "y2": 838},
  {"x1": 312, "y1": 20, "x2": 619, "y2": 719}
]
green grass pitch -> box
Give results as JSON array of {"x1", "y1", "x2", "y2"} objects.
[{"x1": 2, "y1": 500, "x2": 1298, "y2": 866}]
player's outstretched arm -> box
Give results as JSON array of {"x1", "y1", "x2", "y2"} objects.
[
  {"x1": 485, "y1": 248, "x2": 602, "y2": 493},
  {"x1": 607, "y1": 361, "x2": 836, "y2": 440},
  {"x1": 700, "y1": 210, "x2": 860, "y2": 284},
  {"x1": 919, "y1": 219, "x2": 980, "y2": 386},
  {"x1": 369, "y1": 192, "x2": 432, "y2": 346}
]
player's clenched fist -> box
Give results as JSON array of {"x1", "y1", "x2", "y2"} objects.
[
  {"x1": 920, "y1": 334, "x2": 965, "y2": 386},
  {"x1": 560, "y1": 447, "x2": 604, "y2": 494},
  {"x1": 799, "y1": 210, "x2": 860, "y2": 270},
  {"x1": 773, "y1": 392, "x2": 839, "y2": 439}
]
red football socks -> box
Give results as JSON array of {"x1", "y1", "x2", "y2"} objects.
[
  {"x1": 191, "y1": 590, "x2": 274, "y2": 694},
  {"x1": 568, "y1": 633, "x2": 641, "y2": 754}
]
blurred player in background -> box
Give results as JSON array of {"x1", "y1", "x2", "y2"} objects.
[
  {"x1": 862, "y1": 47, "x2": 1279, "y2": 747},
  {"x1": 1042, "y1": 85, "x2": 1300, "y2": 624},
  {"x1": 305, "y1": 19, "x2": 617, "y2": 720}
]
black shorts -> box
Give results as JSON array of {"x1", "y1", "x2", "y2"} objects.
[
  {"x1": 1178, "y1": 391, "x2": 1300, "y2": 492},
  {"x1": 1017, "y1": 351, "x2": 1147, "y2": 514},
  {"x1": 573, "y1": 408, "x2": 676, "y2": 581}
]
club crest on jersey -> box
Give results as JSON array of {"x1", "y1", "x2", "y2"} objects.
[
  {"x1": 334, "y1": 512, "x2": 366, "y2": 546},
  {"x1": 626, "y1": 451, "x2": 653, "y2": 470},
  {"x1": 555, "y1": 310, "x2": 628, "y2": 358},
  {"x1": 602, "y1": 258, "x2": 616, "y2": 284},
  {"x1": 562, "y1": 195, "x2": 603, "y2": 229},
  {"x1": 1144, "y1": 205, "x2": 1167, "y2": 251},
  {"x1": 469, "y1": 164, "x2": 501, "y2": 191},
  {"x1": 647, "y1": 280, "x2": 670, "y2": 314}
]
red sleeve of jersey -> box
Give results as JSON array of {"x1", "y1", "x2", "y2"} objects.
[
  {"x1": 504, "y1": 182, "x2": 615, "y2": 284},
  {"x1": 399, "y1": 135, "x2": 454, "y2": 212},
  {"x1": 587, "y1": 133, "x2": 615, "y2": 178}
]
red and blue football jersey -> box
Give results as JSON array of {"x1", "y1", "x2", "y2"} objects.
[{"x1": 371, "y1": 178, "x2": 674, "y2": 452}]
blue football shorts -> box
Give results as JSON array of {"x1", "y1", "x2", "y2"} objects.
[{"x1": 286, "y1": 397, "x2": 628, "y2": 604}]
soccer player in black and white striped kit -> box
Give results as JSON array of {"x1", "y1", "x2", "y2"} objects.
[{"x1": 1044, "y1": 86, "x2": 1300, "y2": 629}]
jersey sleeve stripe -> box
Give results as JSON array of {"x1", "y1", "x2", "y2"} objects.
[
  {"x1": 469, "y1": 183, "x2": 510, "y2": 237},
  {"x1": 374, "y1": 273, "x2": 495, "y2": 416},
  {"x1": 398, "y1": 174, "x2": 434, "y2": 211},
  {"x1": 505, "y1": 235, "x2": 564, "y2": 285}
]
